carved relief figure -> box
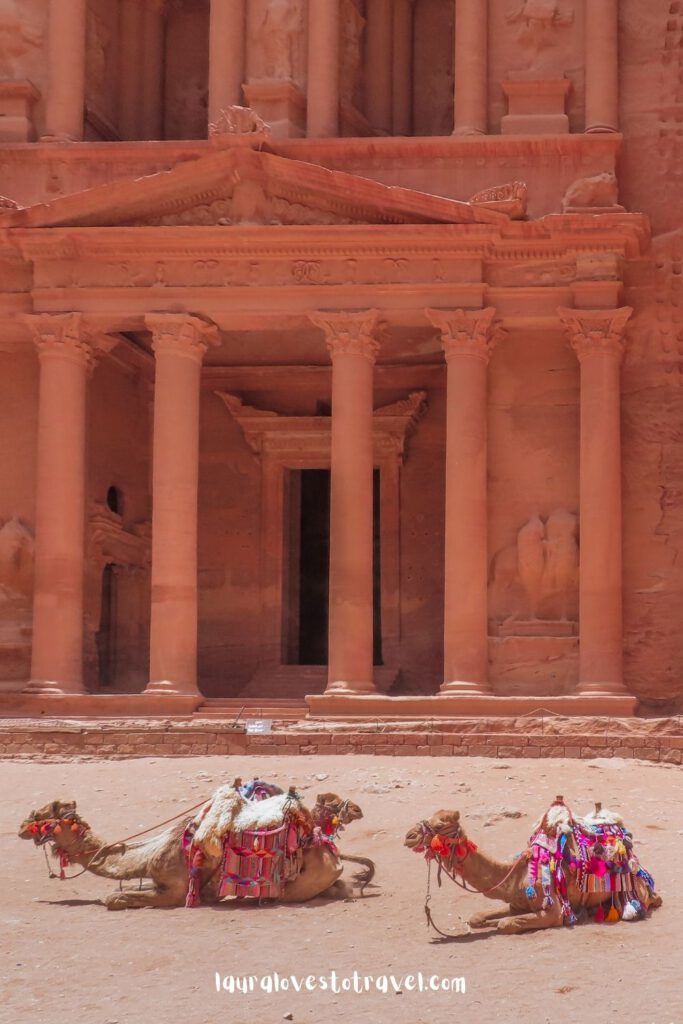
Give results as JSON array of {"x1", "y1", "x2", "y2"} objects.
[
  {"x1": 340, "y1": 0, "x2": 366, "y2": 107},
  {"x1": 0, "y1": 517, "x2": 34, "y2": 682},
  {"x1": 517, "y1": 514, "x2": 546, "y2": 619},
  {"x1": 256, "y1": 0, "x2": 304, "y2": 81},
  {"x1": 542, "y1": 509, "x2": 579, "y2": 620},
  {"x1": 413, "y1": 0, "x2": 454, "y2": 136},
  {"x1": 505, "y1": 0, "x2": 574, "y2": 76},
  {"x1": 85, "y1": 9, "x2": 112, "y2": 121},
  {"x1": 561, "y1": 172, "x2": 622, "y2": 212},
  {"x1": 209, "y1": 105, "x2": 272, "y2": 137},
  {"x1": 0, "y1": 0, "x2": 43, "y2": 79},
  {"x1": 488, "y1": 509, "x2": 579, "y2": 628}
]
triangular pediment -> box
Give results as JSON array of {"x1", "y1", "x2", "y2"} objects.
[{"x1": 0, "y1": 145, "x2": 519, "y2": 230}]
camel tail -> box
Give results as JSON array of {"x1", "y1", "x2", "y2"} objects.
[{"x1": 340, "y1": 854, "x2": 375, "y2": 895}]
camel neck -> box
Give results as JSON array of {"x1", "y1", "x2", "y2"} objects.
[{"x1": 455, "y1": 845, "x2": 523, "y2": 902}]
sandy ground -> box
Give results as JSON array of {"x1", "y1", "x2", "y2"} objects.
[{"x1": 1, "y1": 754, "x2": 682, "y2": 1024}]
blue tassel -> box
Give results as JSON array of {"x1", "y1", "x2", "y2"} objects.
[{"x1": 525, "y1": 885, "x2": 536, "y2": 899}]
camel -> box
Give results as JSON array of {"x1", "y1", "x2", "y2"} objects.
[
  {"x1": 19, "y1": 792, "x2": 374, "y2": 911},
  {"x1": 404, "y1": 803, "x2": 662, "y2": 935}
]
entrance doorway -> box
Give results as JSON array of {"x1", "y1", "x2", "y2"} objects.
[{"x1": 284, "y1": 468, "x2": 382, "y2": 667}]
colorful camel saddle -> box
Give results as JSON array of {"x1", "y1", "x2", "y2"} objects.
[
  {"x1": 183, "y1": 779, "x2": 311, "y2": 906},
  {"x1": 526, "y1": 802, "x2": 657, "y2": 925}
]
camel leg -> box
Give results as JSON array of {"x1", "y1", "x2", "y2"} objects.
[
  {"x1": 497, "y1": 903, "x2": 563, "y2": 935},
  {"x1": 468, "y1": 907, "x2": 512, "y2": 929},
  {"x1": 103, "y1": 884, "x2": 186, "y2": 911},
  {"x1": 320, "y1": 879, "x2": 353, "y2": 900}
]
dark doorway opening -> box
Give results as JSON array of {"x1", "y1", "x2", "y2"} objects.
[
  {"x1": 96, "y1": 563, "x2": 117, "y2": 686},
  {"x1": 285, "y1": 469, "x2": 382, "y2": 666}
]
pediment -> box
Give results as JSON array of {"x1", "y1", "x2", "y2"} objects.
[{"x1": 0, "y1": 145, "x2": 521, "y2": 230}]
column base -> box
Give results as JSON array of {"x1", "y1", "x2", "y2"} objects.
[
  {"x1": 440, "y1": 679, "x2": 492, "y2": 696},
  {"x1": 23, "y1": 678, "x2": 85, "y2": 695},
  {"x1": 585, "y1": 125, "x2": 619, "y2": 134},
  {"x1": 38, "y1": 132, "x2": 80, "y2": 143},
  {"x1": 145, "y1": 679, "x2": 200, "y2": 697},
  {"x1": 452, "y1": 126, "x2": 486, "y2": 136},
  {"x1": 576, "y1": 681, "x2": 631, "y2": 697},
  {"x1": 325, "y1": 680, "x2": 378, "y2": 696}
]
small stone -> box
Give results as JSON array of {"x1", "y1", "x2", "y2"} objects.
[
  {"x1": 315, "y1": 773, "x2": 328, "y2": 781},
  {"x1": 283, "y1": 1014, "x2": 294, "y2": 1021}
]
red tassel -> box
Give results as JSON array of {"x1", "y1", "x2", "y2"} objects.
[
  {"x1": 185, "y1": 848, "x2": 205, "y2": 908},
  {"x1": 594, "y1": 904, "x2": 606, "y2": 923}
]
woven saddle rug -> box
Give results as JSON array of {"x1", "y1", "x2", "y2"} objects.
[
  {"x1": 525, "y1": 802, "x2": 657, "y2": 924},
  {"x1": 185, "y1": 784, "x2": 312, "y2": 904}
]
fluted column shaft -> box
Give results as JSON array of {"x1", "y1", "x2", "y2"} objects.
[
  {"x1": 209, "y1": 0, "x2": 246, "y2": 128},
  {"x1": 559, "y1": 307, "x2": 633, "y2": 695},
  {"x1": 453, "y1": 0, "x2": 488, "y2": 135},
  {"x1": 585, "y1": 0, "x2": 619, "y2": 133},
  {"x1": 307, "y1": 0, "x2": 340, "y2": 137},
  {"x1": 427, "y1": 308, "x2": 503, "y2": 693},
  {"x1": 310, "y1": 311, "x2": 380, "y2": 693},
  {"x1": 146, "y1": 315, "x2": 218, "y2": 695},
  {"x1": 25, "y1": 314, "x2": 96, "y2": 692},
  {"x1": 43, "y1": 0, "x2": 87, "y2": 141}
]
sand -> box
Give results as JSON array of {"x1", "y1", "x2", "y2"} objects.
[{"x1": 1, "y1": 754, "x2": 681, "y2": 1024}]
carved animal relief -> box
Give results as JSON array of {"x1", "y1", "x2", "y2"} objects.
[{"x1": 489, "y1": 510, "x2": 579, "y2": 633}]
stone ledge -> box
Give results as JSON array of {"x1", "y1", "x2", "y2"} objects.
[
  {"x1": 0, "y1": 720, "x2": 679, "y2": 763},
  {"x1": 305, "y1": 693, "x2": 639, "y2": 718}
]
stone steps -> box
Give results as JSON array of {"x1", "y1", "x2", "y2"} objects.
[{"x1": 195, "y1": 698, "x2": 309, "y2": 721}]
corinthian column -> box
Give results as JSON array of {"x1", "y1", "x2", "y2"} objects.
[
  {"x1": 208, "y1": 0, "x2": 246, "y2": 128},
  {"x1": 24, "y1": 314, "x2": 98, "y2": 693},
  {"x1": 426, "y1": 308, "x2": 503, "y2": 694},
  {"x1": 585, "y1": 0, "x2": 619, "y2": 133},
  {"x1": 453, "y1": 0, "x2": 488, "y2": 135},
  {"x1": 559, "y1": 307, "x2": 633, "y2": 695},
  {"x1": 43, "y1": 0, "x2": 87, "y2": 141},
  {"x1": 145, "y1": 314, "x2": 219, "y2": 696},
  {"x1": 307, "y1": 0, "x2": 340, "y2": 137},
  {"x1": 309, "y1": 311, "x2": 380, "y2": 693}
]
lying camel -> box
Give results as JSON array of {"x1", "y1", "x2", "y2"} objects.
[
  {"x1": 405, "y1": 806, "x2": 662, "y2": 935},
  {"x1": 19, "y1": 795, "x2": 374, "y2": 910}
]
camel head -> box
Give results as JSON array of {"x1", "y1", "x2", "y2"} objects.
[
  {"x1": 18, "y1": 799, "x2": 88, "y2": 846},
  {"x1": 404, "y1": 810, "x2": 464, "y2": 852},
  {"x1": 313, "y1": 793, "x2": 363, "y2": 829}
]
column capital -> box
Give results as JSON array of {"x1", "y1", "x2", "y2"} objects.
[
  {"x1": 426, "y1": 307, "x2": 505, "y2": 363},
  {"x1": 558, "y1": 307, "x2": 633, "y2": 360},
  {"x1": 23, "y1": 312, "x2": 112, "y2": 372},
  {"x1": 145, "y1": 313, "x2": 220, "y2": 364},
  {"x1": 309, "y1": 310, "x2": 381, "y2": 363}
]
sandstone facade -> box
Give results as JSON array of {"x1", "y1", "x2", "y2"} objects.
[{"x1": 0, "y1": 0, "x2": 681, "y2": 716}]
